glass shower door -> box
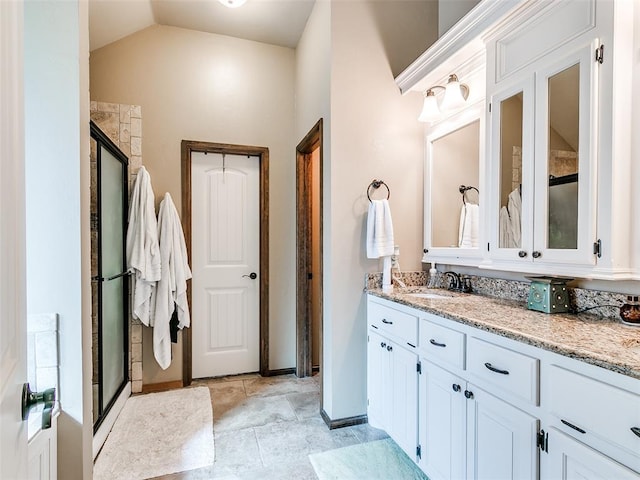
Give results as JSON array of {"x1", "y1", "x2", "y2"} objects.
[{"x1": 91, "y1": 121, "x2": 129, "y2": 430}]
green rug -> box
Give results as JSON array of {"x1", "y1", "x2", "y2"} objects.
[{"x1": 309, "y1": 438, "x2": 429, "y2": 480}]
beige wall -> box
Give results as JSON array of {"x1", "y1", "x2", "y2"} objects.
[
  {"x1": 90, "y1": 25, "x2": 297, "y2": 383},
  {"x1": 311, "y1": 147, "x2": 321, "y2": 368},
  {"x1": 327, "y1": 1, "x2": 426, "y2": 419}
]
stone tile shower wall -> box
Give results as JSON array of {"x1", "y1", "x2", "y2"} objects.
[{"x1": 90, "y1": 101, "x2": 143, "y2": 394}]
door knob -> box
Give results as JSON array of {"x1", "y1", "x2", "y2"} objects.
[
  {"x1": 22, "y1": 383, "x2": 56, "y2": 429},
  {"x1": 518, "y1": 250, "x2": 527, "y2": 258},
  {"x1": 242, "y1": 272, "x2": 257, "y2": 280}
]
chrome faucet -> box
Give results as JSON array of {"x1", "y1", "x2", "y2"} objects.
[{"x1": 444, "y1": 271, "x2": 472, "y2": 293}]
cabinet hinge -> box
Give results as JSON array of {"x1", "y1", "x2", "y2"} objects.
[
  {"x1": 487, "y1": 242, "x2": 490, "y2": 252},
  {"x1": 416, "y1": 361, "x2": 422, "y2": 374},
  {"x1": 595, "y1": 44, "x2": 604, "y2": 64},
  {"x1": 416, "y1": 444, "x2": 422, "y2": 459},
  {"x1": 537, "y1": 429, "x2": 548, "y2": 453},
  {"x1": 489, "y1": 103, "x2": 492, "y2": 113},
  {"x1": 593, "y1": 239, "x2": 602, "y2": 258}
]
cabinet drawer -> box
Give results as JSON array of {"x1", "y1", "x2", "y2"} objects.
[
  {"x1": 467, "y1": 336, "x2": 539, "y2": 405},
  {"x1": 419, "y1": 318, "x2": 465, "y2": 369},
  {"x1": 547, "y1": 365, "x2": 640, "y2": 459},
  {"x1": 368, "y1": 300, "x2": 418, "y2": 346}
]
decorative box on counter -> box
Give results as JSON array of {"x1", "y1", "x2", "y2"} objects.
[{"x1": 525, "y1": 276, "x2": 572, "y2": 314}]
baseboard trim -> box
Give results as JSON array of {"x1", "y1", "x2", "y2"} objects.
[
  {"x1": 141, "y1": 380, "x2": 184, "y2": 394},
  {"x1": 320, "y1": 409, "x2": 368, "y2": 430},
  {"x1": 266, "y1": 367, "x2": 296, "y2": 377}
]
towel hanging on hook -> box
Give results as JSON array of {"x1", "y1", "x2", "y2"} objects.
[{"x1": 367, "y1": 179, "x2": 390, "y2": 202}]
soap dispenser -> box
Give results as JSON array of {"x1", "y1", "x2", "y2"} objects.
[{"x1": 620, "y1": 296, "x2": 640, "y2": 326}]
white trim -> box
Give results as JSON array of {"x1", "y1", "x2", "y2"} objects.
[{"x1": 92, "y1": 382, "x2": 131, "y2": 460}]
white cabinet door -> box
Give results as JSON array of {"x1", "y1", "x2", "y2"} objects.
[
  {"x1": 419, "y1": 361, "x2": 466, "y2": 480},
  {"x1": 545, "y1": 428, "x2": 640, "y2": 480},
  {"x1": 367, "y1": 329, "x2": 391, "y2": 431},
  {"x1": 467, "y1": 385, "x2": 539, "y2": 480},
  {"x1": 389, "y1": 341, "x2": 418, "y2": 460}
]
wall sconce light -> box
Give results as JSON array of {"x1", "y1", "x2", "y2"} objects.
[
  {"x1": 418, "y1": 74, "x2": 470, "y2": 123},
  {"x1": 218, "y1": 0, "x2": 248, "y2": 8}
]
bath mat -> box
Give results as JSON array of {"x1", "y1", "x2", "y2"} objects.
[
  {"x1": 309, "y1": 438, "x2": 429, "y2": 480},
  {"x1": 93, "y1": 386, "x2": 214, "y2": 480}
]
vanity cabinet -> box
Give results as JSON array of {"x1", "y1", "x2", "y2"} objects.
[
  {"x1": 366, "y1": 298, "x2": 419, "y2": 461},
  {"x1": 366, "y1": 294, "x2": 640, "y2": 479},
  {"x1": 418, "y1": 317, "x2": 539, "y2": 480}
]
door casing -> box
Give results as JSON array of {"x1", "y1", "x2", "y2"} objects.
[
  {"x1": 181, "y1": 140, "x2": 269, "y2": 384},
  {"x1": 295, "y1": 119, "x2": 323, "y2": 379}
]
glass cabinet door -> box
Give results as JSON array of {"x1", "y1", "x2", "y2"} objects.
[
  {"x1": 490, "y1": 80, "x2": 534, "y2": 261},
  {"x1": 532, "y1": 43, "x2": 596, "y2": 265}
]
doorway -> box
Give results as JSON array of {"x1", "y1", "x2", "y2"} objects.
[
  {"x1": 181, "y1": 141, "x2": 269, "y2": 384},
  {"x1": 296, "y1": 119, "x2": 323, "y2": 378}
]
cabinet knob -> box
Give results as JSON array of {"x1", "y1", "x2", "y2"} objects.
[
  {"x1": 518, "y1": 250, "x2": 527, "y2": 258},
  {"x1": 423, "y1": 249, "x2": 428, "y2": 254},
  {"x1": 452, "y1": 384, "x2": 461, "y2": 392},
  {"x1": 532, "y1": 251, "x2": 542, "y2": 259},
  {"x1": 380, "y1": 342, "x2": 386, "y2": 348},
  {"x1": 386, "y1": 345, "x2": 393, "y2": 352},
  {"x1": 464, "y1": 390, "x2": 474, "y2": 399}
]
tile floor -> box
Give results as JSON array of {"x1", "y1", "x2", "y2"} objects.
[{"x1": 149, "y1": 373, "x2": 388, "y2": 480}]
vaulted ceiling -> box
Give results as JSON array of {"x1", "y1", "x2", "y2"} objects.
[{"x1": 89, "y1": 0, "x2": 316, "y2": 51}]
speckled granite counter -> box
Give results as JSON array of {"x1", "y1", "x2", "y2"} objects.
[{"x1": 367, "y1": 287, "x2": 640, "y2": 380}]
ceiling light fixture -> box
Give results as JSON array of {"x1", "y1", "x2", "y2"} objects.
[
  {"x1": 218, "y1": 0, "x2": 248, "y2": 8},
  {"x1": 418, "y1": 74, "x2": 470, "y2": 123}
]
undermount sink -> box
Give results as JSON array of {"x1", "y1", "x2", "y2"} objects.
[{"x1": 406, "y1": 292, "x2": 451, "y2": 299}]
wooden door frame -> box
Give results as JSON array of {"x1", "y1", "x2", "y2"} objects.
[
  {"x1": 296, "y1": 119, "x2": 323, "y2": 378},
  {"x1": 181, "y1": 140, "x2": 269, "y2": 385}
]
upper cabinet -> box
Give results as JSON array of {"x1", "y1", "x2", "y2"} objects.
[
  {"x1": 399, "y1": 0, "x2": 636, "y2": 279},
  {"x1": 487, "y1": 41, "x2": 598, "y2": 271}
]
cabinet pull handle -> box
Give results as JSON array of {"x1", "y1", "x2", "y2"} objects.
[
  {"x1": 518, "y1": 250, "x2": 527, "y2": 258},
  {"x1": 561, "y1": 419, "x2": 586, "y2": 434},
  {"x1": 532, "y1": 251, "x2": 542, "y2": 259},
  {"x1": 484, "y1": 362, "x2": 509, "y2": 375},
  {"x1": 464, "y1": 390, "x2": 474, "y2": 399},
  {"x1": 452, "y1": 384, "x2": 461, "y2": 392},
  {"x1": 380, "y1": 342, "x2": 386, "y2": 348},
  {"x1": 386, "y1": 345, "x2": 393, "y2": 352},
  {"x1": 429, "y1": 339, "x2": 446, "y2": 348},
  {"x1": 630, "y1": 427, "x2": 640, "y2": 438},
  {"x1": 381, "y1": 318, "x2": 393, "y2": 325}
]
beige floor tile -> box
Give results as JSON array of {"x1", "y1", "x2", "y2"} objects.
[
  {"x1": 214, "y1": 395, "x2": 297, "y2": 432},
  {"x1": 212, "y1": 429, "x2": 263, "y2": 477},
  {"x1": 286, "y1": 391, "x2": 321, "y2": 420},
  {"x1": 243, "y1": 374, "x2": 319, "y2": 397}
]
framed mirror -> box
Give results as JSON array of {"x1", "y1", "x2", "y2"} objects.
[{"x1": 424, "y1": 102, "x2": 484, "y2": 264}]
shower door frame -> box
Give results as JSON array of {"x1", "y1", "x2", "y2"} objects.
[{"x1": 91, "y1": 121, "x2": 130, "y2": 432}]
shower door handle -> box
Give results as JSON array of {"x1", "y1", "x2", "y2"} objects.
[{"x1": 105, "y1": 269, "x2": 132, "y2": 281}]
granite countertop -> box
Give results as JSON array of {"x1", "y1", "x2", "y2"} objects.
[{"x1": 367, "y1": 287, "x2": 640, "y2": 380}]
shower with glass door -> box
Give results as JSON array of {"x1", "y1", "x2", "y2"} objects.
[{"x1": 90, "y1": 121, "x2": 129, "y2": 430}]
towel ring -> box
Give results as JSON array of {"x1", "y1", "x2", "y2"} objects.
[
  {"x1": 367, "y1": 179, "x2": 390, "y2": 202},
  {"x1": 459, "y1": 185, "x2": 479, "y2": 205}
]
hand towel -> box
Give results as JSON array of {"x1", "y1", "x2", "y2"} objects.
[
  {"x1": 507, "y1": 188, "x2": 522, "y2": 248},
  {"x1": 126, "y1": 166, "x2": 161, "y2": 326},
  {"x1": 151, "y1": 193, "x2": 193, "y2": 370},
  {"x1": 458, "y1": 203, "x2": 479, "y2": 248},
  {"x1": 366, "y1": 199, "x2": 394, "y2": 259}
]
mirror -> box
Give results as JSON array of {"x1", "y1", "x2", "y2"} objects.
[
  {"x1": 430, "y1": 120, "x2": 480, "y2": 248},
  {"x1": 547, "y1": 63, "x2": 579, "y2": 249},
  {"x1": 498, "y1": 92, "x2": 523, "y2": 248}
]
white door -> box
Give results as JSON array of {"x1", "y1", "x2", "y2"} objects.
[
  {"x1": 0, "y1": 0, "x2": 28, "y2": 477},
  {"x1": 389, "y1": 342, "x2": 418, "y2": 460},
  {"x1": 191, "y1": 152, "x2": 260, "y2": 378},
  {"x1": 467, "y1": 385, "x2": 538, "y2": 480},
  {"x1": 419, "y1": 361, "x2": 466, "y2": 480},
  {"x1": 546, "y1": 428, "x2": 640, "y2": 480}
]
